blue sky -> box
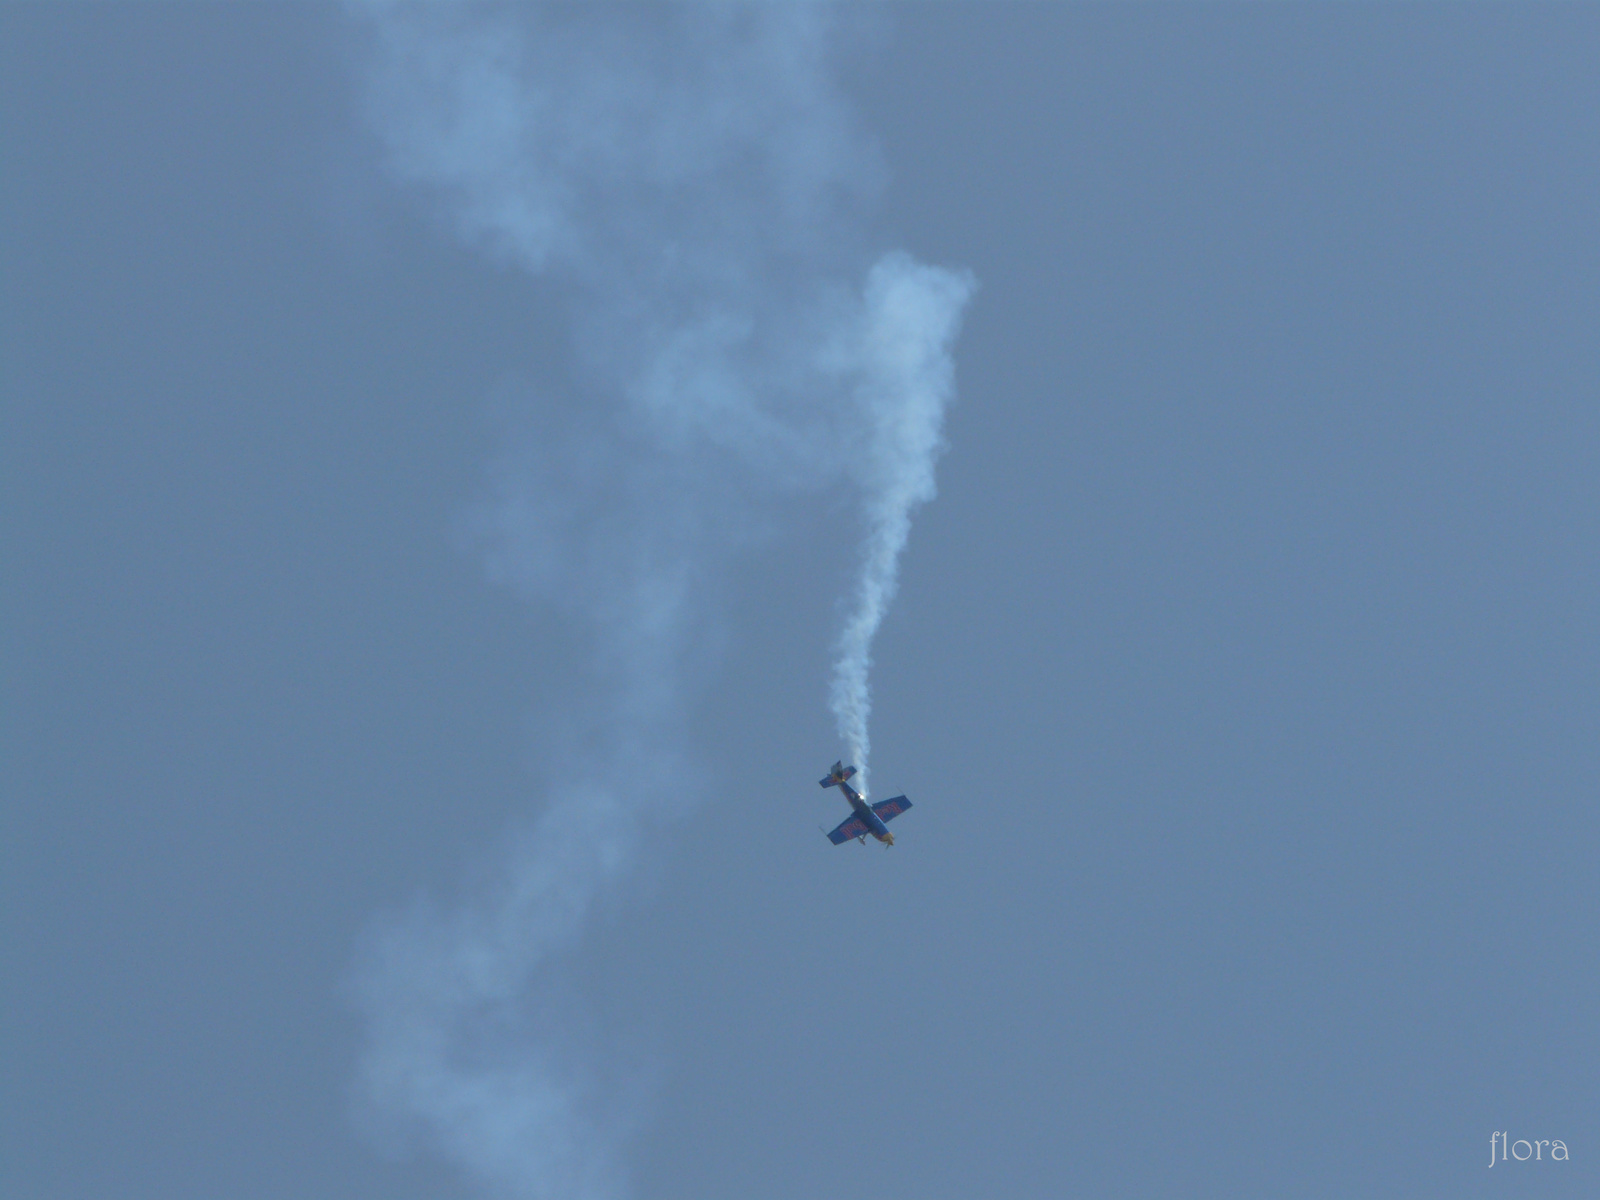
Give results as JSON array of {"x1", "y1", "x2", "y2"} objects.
[{"x1": 5, "y1": 6, "x2": 1597, "y2": 1199}]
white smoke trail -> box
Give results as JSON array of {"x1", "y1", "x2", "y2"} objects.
[
  {"x1": 829, "y1": 255, "x2": 973, "y2": 795},
  {"x1": 344, "y1": 4, "x2": 972, "y2": 1197}
]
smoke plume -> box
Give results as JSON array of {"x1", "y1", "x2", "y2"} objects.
[
  {"x1": 346, "y1": 4, "x2": 972, "y2": 1196},
  {"x1": 829, "y1": 255, "x2": 972, "y2": 792}
]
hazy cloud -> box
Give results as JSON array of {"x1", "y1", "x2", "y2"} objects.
[{"x1": 346, "y1": 5, "x2": 972, "y2": 1195}]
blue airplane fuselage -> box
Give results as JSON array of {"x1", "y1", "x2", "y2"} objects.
[{"x1": 836, "y1": 779, "x2": 892, "y2": 842}]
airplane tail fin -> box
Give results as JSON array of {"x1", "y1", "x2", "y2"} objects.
[{"x1": 819, "y1": 761, "x2": 858, "y2": 788}]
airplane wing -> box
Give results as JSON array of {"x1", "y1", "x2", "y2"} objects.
[
  {"x1": 871, "y1": 795, "x2": 912, "y2": 822},
  {"x1": 827, "y1": 814, "x2": 870, "y2": 844}
]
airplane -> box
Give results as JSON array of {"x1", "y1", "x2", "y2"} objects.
[{"x1": 819, "y1": 761, "x2": 912, "y2": 847}]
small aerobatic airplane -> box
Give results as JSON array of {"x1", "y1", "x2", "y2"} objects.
[{"x1": 819, "y1": 761, "x2": 912, "y2": 847}]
